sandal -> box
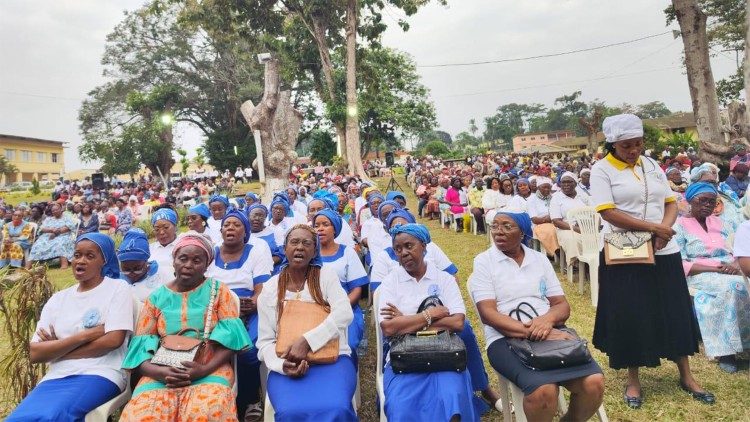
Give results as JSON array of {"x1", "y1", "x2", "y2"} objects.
[
  {"x1": 623, "y1": 385, "x2": 643, "y2": 409},
  {"x1": 243, "y1": 402, "x2": 263, "y2": 422}
]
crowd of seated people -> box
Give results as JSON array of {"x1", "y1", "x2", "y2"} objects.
[{"x1": 2, "y1": 114, "x2": 750, "y2": 421}]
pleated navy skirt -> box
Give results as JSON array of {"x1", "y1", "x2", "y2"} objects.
[{"x1": 593, "y1": 252, "x2": 700, "y2": 369}]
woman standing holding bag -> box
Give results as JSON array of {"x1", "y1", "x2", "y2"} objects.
[{"x1": 590, "y1": 114, "x2": 712, "y2": 409}]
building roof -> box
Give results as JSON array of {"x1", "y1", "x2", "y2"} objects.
[
  {"x1": 642, "y1": 112, "x2": 696, "y2": 130},
  {"x1": 517, "y1": 144, "x2": 575, "y2": 155},
  {"x1": 0, "y1": 133, "x2": 67, "y2": 146},
  {"x1": 552, "y1": 133, "x2": 605, "y2": 148},
  {"x1": 512, "y1": 129, "x2": 575, "y2": 139}
]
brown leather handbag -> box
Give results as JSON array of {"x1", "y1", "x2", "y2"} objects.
[
  {"x1": 276, "y1": 299, "x2": 339, "y2": 364},
  {"x1": 151, "y1": 279, "x2": 219, "y2": 369}
]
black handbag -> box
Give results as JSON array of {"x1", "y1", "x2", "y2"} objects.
[
  {"x1": 389, "y1": 296, "x2": 467, "y2": 374},
  {"x1": 506, "y1": 302, "x2": 592, "y2": 371}
]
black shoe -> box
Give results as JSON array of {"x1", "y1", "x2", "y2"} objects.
[
  {"x1": 679, "y1": 382, "x2": 716, "y2": 405},
  {"x1": 623, "y1": 385, "x2": 643, "y2": 409}
]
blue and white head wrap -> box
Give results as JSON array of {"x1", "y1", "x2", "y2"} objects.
[
  {"x1": 386, "y1": 191, "x2": 406, "y2": 203},
  {"x1": 386, "y1": 208, "x2": 416, "y2": 230},
  {"x1": 222, "y1": 209, "x2": 251, "y2": 244},
  {"x1": 77, "y1": 233, "x2": 120, "y2": 279},
  {"x1": 313, "y1": 209, "x2": 343, "y2": 237},
  {"x1": 209, "y1": 195, "x2": 230, "y2": 208},
  {"x1": 188, "y1": 203, "x2": 211, "y2": 219},
  {"x1": 151, "y1": 208, "x2": 178, "y2": 227},
  {"x1": 389, "y1": 223, "x2": 431, "y2": 244},
  {"x1": 377, "y1": 200, "x2": 402, "y2": 222},
  {"x1": 245, "y1": 192, "x2": 260, "y2": 203},
  {"x1": 117, "y1": 228, "x2": 151, "y2": 262},
  {"x1": 496, "y1": 211, "x2": 533, "y2": 246},
  {"x1": 270, "y1": 193, "x2": 292, "y2": 216},
  {"x1": 246, "y1": 203, "x2": 269, "y2": 217},
  {"x1": 685, "y1": 181, "x2": 718, "y2": 202}
]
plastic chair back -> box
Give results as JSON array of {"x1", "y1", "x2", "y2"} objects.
[{"x1": 567, "y1": 206, "x2": 599, "y2": 256}]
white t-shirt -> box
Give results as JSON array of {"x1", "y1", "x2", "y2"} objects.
[
  {"x1": 122, "y1": 261, "x2": 167, "y2": 303},
  {"x1": 361, "y1": 218, "x2": 391, "y2": 258},
  {"x1": 335, "y1": 221, "x2": 356, "y2": 248},
  {"x1": 591, "y1": 155, "x2": 678, "y2": 255},
  {"x1": 33, "y1": 278, "x2": 134, "y2": 390},
  {"x1": 206, "y1": 217, "x2": 223, "y2": 246},
  {"x1": 733, "y1": 220, "x2": 750, "y2": 256},
  {"x1": 205, "y1": 241, "x2": 274, "y2": 292},
  {"x1": 370, "y1": 243, "x2": 457, "y2": 286},
  {"x1": 149, "y1": 240, "x2": 176, "y2": 283},
  {"x1": 469, "y1": 245, "x2": 564, "y2": 347},
  {"x1": 527, "y1": 194, "x2": 551, "y2": 219},
  {"x1": 507, "y1": 195, "x2": 529, "y2": 213},
  {"x1": 549, "y1": 191, "x2": 589, "y2": 223},
  {"x1": 481, "y1": 189, "x2": 510, "y2": 211}
]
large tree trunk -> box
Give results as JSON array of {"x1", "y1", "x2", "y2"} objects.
[
  {"x1": 240, "y1": 57, "x2": 301, "y2": 203},
  {"x1": 672, "y1": 0, "x2": 726, "y2": 164},
  {"x1": 311, "y1": 15, "x2": 347, "y2": 162},
  {"x1": 345, "y1": 0, "x2": 366, "y2": 177}
]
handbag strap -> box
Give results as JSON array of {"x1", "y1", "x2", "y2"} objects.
[
  {"x1": 202, "y1": 278, "x2": 219, "y2": 341},
  {"x1": 508, "y1": 302, "x2": 539, "y2": 322},
  {"x1": 640, "y1": 158, "x2": 650, "y2": 221}
]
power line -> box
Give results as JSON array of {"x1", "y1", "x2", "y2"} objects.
[
  {"x1": 418, "y1": 31, "x2": 672, "y2": 68},
  {"x1": 0, "y1": 90, "x2": 82, "y2": 102},
  {"x1": 440, "y1": 66, "x2": 681, "y2": 98}
]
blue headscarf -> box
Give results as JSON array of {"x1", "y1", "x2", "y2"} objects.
[
  {"x1": 279, "y1": 225, "x2": 322, "y2": 269},
  {"x1": 312, "y1": 190, "x2": 339, "y2": 210},
  {"x1": 188, "y1": 203, "x2": 211, "y2": 219},
  {"x1": 386, "y1": 208, "x2": 417, "y2": 230},
  {"x1": 497, "y1": 211, "x2": 533, "y2": 246},
  {"x1": 386, "y1": 191, "x2": 406, "y2": 203},
  {"x1": 367, "y1": 192, "x2": 385, "y2": 207},
  {"x1": 77, "y1": 233, "x2": 120, "y2": 278},
  {"x1": 685, "y1": 181, "x2": 718, "y2": 202},
  {"x1": 270, "y1": 193, "x2": 292, "y2": 216},
  {"x1": 236, "y1": 198, "x2": 247, "y2": 209},
  {"x1": 377, "y1": 200, "x2": 402, "y2": 221},
  {"x1": 245, "y1": 192, "x2": 259, "y2": 203},
  {"x1": 222, "y1": 209, "x2": 251, "y2": 244},
  {"x1": 246, "y1": 203, "x2": 269, "y2": 217},
  {"x1": 313, "y1": 209, "x2": 343, "y2": 237},
  {"x1": 151, "y1": 208, "x2": 178, "y2": 227},
  {"x1": 117, "y1": 228, "x2": 151, "y2": 262},
  {"x1": 516, "y1": 177, "x2": 530, "y2": 186},
  {"x1": 389, "y1": 223, "x2": 431, "y2": 244},
  {"x1": 209, "y1": 195, "x2": 230, "y2": 208}
]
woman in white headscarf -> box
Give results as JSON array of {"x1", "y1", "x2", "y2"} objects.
[{"x1": 591, "y1": 114, "x2": 711, "y2": 409}]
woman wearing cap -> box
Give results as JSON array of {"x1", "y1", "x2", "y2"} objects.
[
  {"x1": 313, "y1": 209, "x2": 368, "y2": 353},
  {"x1": 378, "y1": 223, "x2": 477, "y2": 421},
  {"x1": 7, "y1": 234, "x2": 133, "y2": 421},
  {"x1": 674, "y1": 182, "x2": 750, "y2": 374},
  {"x1": 118, "y1": 228, "x2": 166, "y2": 303},
  {"x1": 550, "y1": 172, "x2": 589, "y2": 268},
  {"x1": 120, "y1": 232, "x2": 251, "y2": 421},
  {"x1": 186, "y1": 203, "x2": 211, "y2": 234},
  {"x1": 207, "y1": 195, "x2": 230, "y2": 245},
  {"x1": 591, "y1": 114, "x2": 711, "y2": 408},
  {"x1": 256, "y1": 225, "x2": 356, "y2": 420},
  {"x1": 149, "y1": 206, "x2": 179, "y2": 284},
  {"x1": 470, "y1": 212, "x2": 604, "y2": 421},
  {"x1": 205, "y1": 210, "x2": 273, "y2": 420},
  {"x1": 527, "y1": 177, "x2": 559, "y2": 257}
]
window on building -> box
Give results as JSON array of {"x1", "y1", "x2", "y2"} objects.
[
  {"x1": 37, "y1": 152, "x2": 46, "y2": 162},
  {"x1": 21, "y1": 150, "x2": 31, "y2": 162},
  {"x1": 531, "y1": 137, "x2": 536, "y2": 140},
  {"x1": 4, "y1": 149, "x2": 15, "y2": 161},
  {"x1": 51, "y1": 153, "x2": 59, "y2": 163}
]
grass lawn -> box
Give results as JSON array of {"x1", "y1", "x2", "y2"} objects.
[
  {"x1": 1, "y1": 190, "x2": 54, "y2": 206},
  {"x1": 1, "y1": 177, "x2": 748, "y2": 421}
]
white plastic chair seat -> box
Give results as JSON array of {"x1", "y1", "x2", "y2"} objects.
[{"x1": 567, "y1": 206, "x2": 601, "y2": 307}]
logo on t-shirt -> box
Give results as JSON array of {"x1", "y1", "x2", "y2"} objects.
[
  {"x1": 82, "y1": 308, "x2": 102, "y2": 328},
  {"x1": 539, "y1": 277, "x2": 548, "y2": 298},
  {"x1": 428, "y1": 284, "x2": 440, "y2": 296}
]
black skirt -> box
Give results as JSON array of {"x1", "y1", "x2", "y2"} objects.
[
  {"x1": 592, "y1": 252, "x2": 700, "y2": 369},
  {"x1": 487, "y1": 338, "x2": 603, "y2": 395}
]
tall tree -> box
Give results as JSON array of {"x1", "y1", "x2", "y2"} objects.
[
  {"x1": 671, "y1": 0, "x2": 727, "y2": 163},
  {"x1": 483, "y1": 103, "x2": 546, "y2": 148},
  {"x1": 636, "y1": 101, "x2": 672, "y2": 119}
]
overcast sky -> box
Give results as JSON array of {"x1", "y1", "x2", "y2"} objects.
[{"x1": 0, "y1": 0, "x2": 739, "y2": 171}]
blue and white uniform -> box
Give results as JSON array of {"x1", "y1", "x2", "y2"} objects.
[
  {"x1": 320, "y1": 244, "x2": 369, "y2": 352},
  {"x1": 370, "y1": 242, "x2": 457, "y2": 291},
  {"x1": 121, "y1": 261, "x2": 165, "y2": 303}
]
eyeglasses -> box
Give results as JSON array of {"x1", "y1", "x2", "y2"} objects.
[
  {"x1": 489, "y1": 222, "x2": 518, "y2": 233},
  {"x1": 694, "y1": 197, "x2": 717, "y2": 207},
  {"x1": 287, "y1": 238, "x2": 315, "y2": 247}
]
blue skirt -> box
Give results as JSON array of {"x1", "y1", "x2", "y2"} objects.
[
  {"x1": 7, "y1": 375, "x2": 120, "y2": 422},
  {"x1": 348, "y1": 305, "x2": 364, "y2": 353},
  {"x1": 268, "y1": 355, "x2": 358, "y2": 421},
  {"x1": 384, "y1": 364, "x2": 478, "y2": 422},
  {"x1": 233, "y1": 288, "x2": 260, "y2": 366}
]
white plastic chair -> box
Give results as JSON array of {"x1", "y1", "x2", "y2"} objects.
[
  {"x1": 466, "y1": 279, "x2": 609, "y2": 422},
  {"x1": 470, "y1": 212, "x2": 478, "y2": 235},
  {"x1": 567, "y1": 207, "x2": 601, "y2": 307},
  {"x1": 556, "y1": 227, "x2": 580, "y2": 282},
  {"x1": 85, "y1": 298, "x2": 142, "y2": 422}
]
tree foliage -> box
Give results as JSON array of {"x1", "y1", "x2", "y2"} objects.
[
  {"x1": 304, "y1": 129, "x2": 338, "y2": 165},
  {"x1": 0, "y1": 156, "x2": 19, "y2": 179}
]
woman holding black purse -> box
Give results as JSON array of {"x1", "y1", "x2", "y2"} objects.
[
  {"x1": 590, "y1": 114, "x2": 712, "y2": 409},
  {"x1": 470, "y1": 212, "x2": 604, "y2": 422},
  {"x1": 378, "y1": 223, "x2": 477, "y2": 422}
]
